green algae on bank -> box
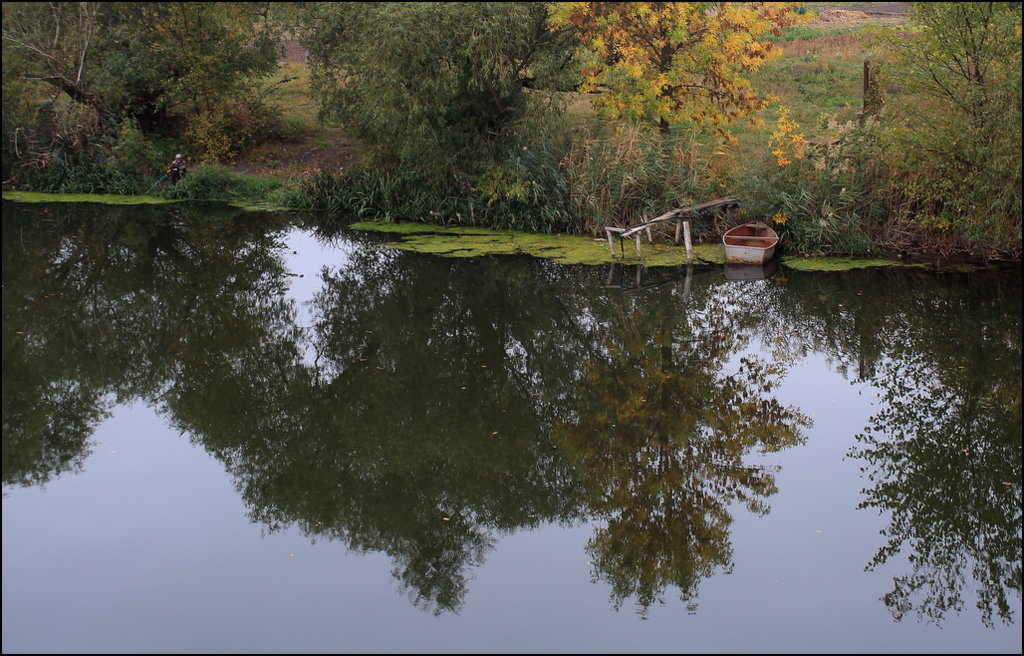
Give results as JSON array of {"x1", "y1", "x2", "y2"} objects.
[
  {"x1": 779, "y1": 256, "x2": 913, "y2": 272},
  {"x1": 226, "y1": 200, "x2": 295, "y2": 213},
  {"x1": 350, "y1": 221, "x2": 726, "y2": 266},
  {"x1": 1, "y1": 192, "x2": 295, "y2": 214},
  {"x1": 2, "y1": 191, "x2": 178, "y2": 205},
  {"x1": 779, "y1": 255, "x2": 992, "y2": 273}
]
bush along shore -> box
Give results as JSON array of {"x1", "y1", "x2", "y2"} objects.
[{"x1": 3, "y1": 3, "x2": 1020, "y2": 265}]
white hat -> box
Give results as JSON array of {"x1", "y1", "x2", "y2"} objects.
[{"x1": 175, "y1": 154, "x2": 183, "y2": 158}]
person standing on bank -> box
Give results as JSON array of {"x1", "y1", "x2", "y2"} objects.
[{"x1": 167, "y1": 153, "x2": 188, "y2": 184}]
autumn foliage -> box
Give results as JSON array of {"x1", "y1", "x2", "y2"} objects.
[{"x1": 548, "y1": 1, "x2": 808, "y2": 134}]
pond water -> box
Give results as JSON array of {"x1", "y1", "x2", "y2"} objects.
[{"x1": 2, "y1": 200, "x2": 1021, "y2": 654}]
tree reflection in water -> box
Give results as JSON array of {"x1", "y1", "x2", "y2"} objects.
[
  {"x1": 2, "y1": 201, "x2": 1020, "y2": 624},
  {"x1": 2, "y1": 201, "x2": 293, "y2": 487},
  {"x1": 768, "y1": 269, "x2": 1021, "y2": 627},
  {"x1": 554, "y1": 275, "x2": 810, "y2": 614},
  {"x1": 842, "y1": 272, "x2": 1021, "y2": 628}
]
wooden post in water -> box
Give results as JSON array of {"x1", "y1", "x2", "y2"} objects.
[{"x1": 682, "y1": 220, "x2": 693, "y2": 264}]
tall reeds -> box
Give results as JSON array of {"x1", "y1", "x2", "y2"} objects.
[{"x1": 283, "y1": 122, "x2": 719, "y2": 236}]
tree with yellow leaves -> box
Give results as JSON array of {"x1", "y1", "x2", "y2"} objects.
[{"x1": 548, "y1": 2, "x2": 807, "y2": 134}]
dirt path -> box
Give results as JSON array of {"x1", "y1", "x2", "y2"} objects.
[{"x1": 227, "y1": 129, "x2": 355, "y2": 178}]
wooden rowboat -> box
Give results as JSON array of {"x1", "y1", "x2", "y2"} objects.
[{"x1": 722, "y1": 221, "x2": 779, "y2": 265}]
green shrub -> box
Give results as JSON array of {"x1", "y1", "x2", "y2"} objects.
[
  {"x1": 186, "y1": 97, "x2": 286, "y2": 162},
  {"x1": 4, "y1": 101, "x2": 168, "y2": 195},
  {"x1": 107, "y1": 119, "x2": 163, "y2": 182},
  {"x1": 162, "y1": 164, "x2": 282, "y2": 201}
]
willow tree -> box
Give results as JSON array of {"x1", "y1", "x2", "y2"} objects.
[
  {"x1": 547, "y1": 2, "x2": 807, "y2": 134},
  {"x1": 304, "y1": 2, "x2": 576, "y2": 172},
  {"x1": 2, "y1": 1, "x2": 283, "y2": 171}
]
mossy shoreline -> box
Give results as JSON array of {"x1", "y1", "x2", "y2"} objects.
[
  {"x1": 2, "y1": 191, "x2": 293, "y2": 212},
  {"x1": 2, "y1": 191, "x2": 178, "y2": 205},
  {"x1": 0, "y1": 192, "x2": 994, "y2": 272},
  {"x1": 350, "y1": 221, "x2": 983, "y2": 272}
]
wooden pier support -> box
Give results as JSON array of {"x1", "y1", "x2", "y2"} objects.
[
  {"x1": 682, "y1": 220, "x2": 693, "y2": 264},
  {"x1": 604, "y1": 197, "x2": 739, "y2": 262}
]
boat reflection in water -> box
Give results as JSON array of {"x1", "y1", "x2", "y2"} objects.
[{"x1": 723, "y1": 258, "x2": 778, "y2": 281}]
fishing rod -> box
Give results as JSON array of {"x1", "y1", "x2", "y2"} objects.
[{"x1": 144, "y1": 173, "x2": 167, "y2": 194}]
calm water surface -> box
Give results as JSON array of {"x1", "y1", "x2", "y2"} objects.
[{"x1": 2, "y1": 201, "x2": 1021, "y2": 654}]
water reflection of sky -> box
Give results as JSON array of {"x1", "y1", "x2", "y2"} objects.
[
  {"x1": 4, "y1": 355, "x2": 1016, "y2": 653},
  {"x1": 281, "y1": 227, "x2": 357, "y2": 367}
]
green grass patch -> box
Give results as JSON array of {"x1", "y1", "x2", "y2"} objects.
[
  {"x1": 264, "y1": 62, "x2": 321, "y2": 128},
  {"x1": 767, "y1": 24, "x2": 860, "y2": 42},
  {"x1": 356, "y1": 222, "x2": 988, "y2": 271},
  {"x1": 163, "y1": 165, "x2": 285, "y2": 202},
  {"x1": 2, "y1": 191, "x2": 296, "y2": 214},
  {"x1": 2, "y1": 191, "x2": 177, "y2": 205}
]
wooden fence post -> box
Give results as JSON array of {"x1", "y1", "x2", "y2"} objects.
[
  {"x1": 863, "y1": 59, "x2": 882, "y2": 116},
  {"x1": 863, "y1": 59, "x2": 870, "y2": 111}
]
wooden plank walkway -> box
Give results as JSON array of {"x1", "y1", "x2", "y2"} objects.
[{"x1": 605, "y1": 197, "x2": 741, "y2": 261}]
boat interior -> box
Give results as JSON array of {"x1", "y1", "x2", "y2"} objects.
[{"x1": 724, "y1": 222, "x2": 778, "y2": 248}]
